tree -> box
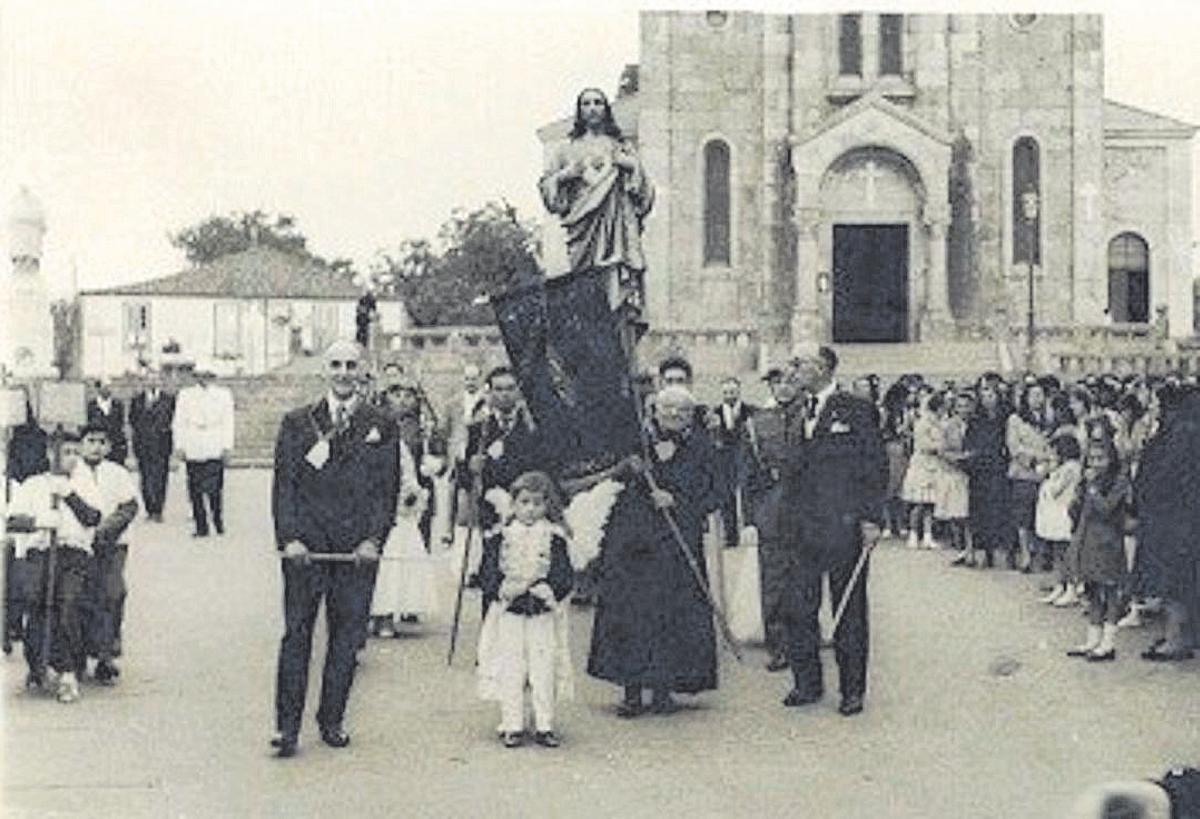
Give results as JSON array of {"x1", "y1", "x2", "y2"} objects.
[
  {"x1": 169, "y1": 210, "x2": 310, "y2": 265},
  {"x1": 50, "y1": 298, "x2": 81, "y2": 378},
  {"x1": 372, "y1": 200, "x2": 542, "y2": 326}
]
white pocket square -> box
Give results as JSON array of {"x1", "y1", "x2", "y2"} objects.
[
  {"x1": 364, "y1": 427, "x2": 381, "y2": 443},
  {"x1": 830, "y1": 421, "x2": 851, "y2": 434}
]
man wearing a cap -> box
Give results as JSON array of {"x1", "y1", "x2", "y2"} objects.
[
  {"x1": 270, "y1": 340, "x2": 399, "y2": 757},
  {"x1": 742, "y1": 364, "x2": 807, "y2": 671},
  {"x1": 172, "y1": 367, "x2": 235, "y2": 537},
  {"x1": 780, "y1": 342, "x2": 886, "y2": 717}
]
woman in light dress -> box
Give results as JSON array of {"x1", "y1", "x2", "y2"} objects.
[
  {"x1": 370, "y1": 379, "x2": 445, "y2": 637},
  {"x1": 936, "y1": 390, "x2": 974, "y2": 562},
  {"x1": 900, "y1": 387, "x2": 944, "y2": 550}
]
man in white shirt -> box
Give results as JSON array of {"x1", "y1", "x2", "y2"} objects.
[{"x1": 172, "y1": 368, "x2": 235, "y2": 537}]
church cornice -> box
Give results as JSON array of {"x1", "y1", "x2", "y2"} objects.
[
  {"x1": 1103, "y1": 99, "x2": 1197, "y2": 141},
  {"x1": 791, "y1": 92, "x2": 953, "y2": 150}
]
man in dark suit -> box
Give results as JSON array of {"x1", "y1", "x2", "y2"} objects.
[
  {"x1": 270, "y1": 340, "x2": 399, "y2": 758},
  {"x1": 129, "y1": 370, "x2": 176, "y2": 522},
  {"x1": 86, "y1": 380, "x2": 128, "y2": 465},
  {"x1": 781, "y1": 343, "x2": 886, "y2": 717},
  {"x1": 714, "y1": 376, "x2": 756, "y2": 548},
  {"x1": 461, "y1": 367, "x2": 555, "y2": 617},
  {"x1": 462, "y1": 366, "x2": 552, "y2": 535}
]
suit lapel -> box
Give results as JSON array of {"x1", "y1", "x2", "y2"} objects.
[{"x1": 812, "y1": 392, "x2": 841, "y2": 439}]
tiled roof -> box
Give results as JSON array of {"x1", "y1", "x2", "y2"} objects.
[{"x1": 81, "y1": 246, "x2": 363, "y2": 299}]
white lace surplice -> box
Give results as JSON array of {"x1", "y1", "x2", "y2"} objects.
[{"x1": 476, "y1": 521, "x2": 574, "y2": 703}]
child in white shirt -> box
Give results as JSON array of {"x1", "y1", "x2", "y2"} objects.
[
  {"x1": 476, "y1": 472, "x2": 574, "y2": 748},
  {"x1": 1036, "y1": 434, "x2": 1083, "y2": 606}
]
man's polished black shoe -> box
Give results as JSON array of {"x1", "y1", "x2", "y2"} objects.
[
  {"x1": 319, "y1": 726, "x2": 351, "y2": 748},
  {"x1": 649, "y1": 694, "x2": 682, "y2": 715},
  {"x1": 765, "y1": 654, "x2": 789, "y2": 673},
  {"x1": 615, "y1": 701, "x2": 645, "y2": 719},
  {"x1": 782, "y1": 688, "x2": 823, "y2": 708},
  {"x1": 271, "y1": 734, "x2": 298, "y2": 758},
  {"x1": 838, "y1": 695, "x2": 864, "y2": 717}
]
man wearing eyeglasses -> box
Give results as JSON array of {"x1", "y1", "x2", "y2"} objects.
[{"x1": 270, "y1": 340, "x2": 400, "y2": 758}]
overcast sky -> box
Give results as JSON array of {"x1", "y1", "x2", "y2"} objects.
[{"x1": 3, "y1": 0, "x2": 1200, "y2": 297}]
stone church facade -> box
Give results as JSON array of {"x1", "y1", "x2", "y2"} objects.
[{"x1": 539, "y1": 12, "x2": 1196, "y2": 347}]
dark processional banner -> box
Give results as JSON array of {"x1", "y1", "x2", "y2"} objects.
[{"x1": 491, "y1": 269, "x2": 642, "y2": 478}]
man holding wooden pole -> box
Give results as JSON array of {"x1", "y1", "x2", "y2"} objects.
[{"x1": 269, "y1": 340, "x2": 399, "y2": 758}]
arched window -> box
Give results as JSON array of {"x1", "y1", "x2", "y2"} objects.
[
  {"x1": 703, "y1": 139, "x2": 731, "y2": 265},
  {"x1": 879, "y1": 14, "x2": 903, "y2": 76},
  {"x1": 1107, "y1": 233, "x2": 1150, "y2": 323},
  {"x1": 838, "y1": 14, "x2": 863, "y2": 77},
  {"x1": 1012, "y1": 137, "x2": 1041, "y2": 266}
]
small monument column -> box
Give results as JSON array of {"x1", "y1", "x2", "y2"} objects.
[{"x1": 3, "y1": 187, "x2": 56, "y2": 377}]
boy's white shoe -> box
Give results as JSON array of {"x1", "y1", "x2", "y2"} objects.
[
  {"x1": 1067, "y1": 625, "x2": 1102, "y2": 657},
  {"x1": 1040, "y1": 585, "x2": 1065, "y2": 605},
  {"x1": 56, "y1": 672, "x2": 80, "y2": 704},
  {"x1": 906, "y1": 532, "x2": 920, "y2": 550},
  {"x1": 1053, "y1": 585, "x2": 1080, "y2": 607},
  {"x1": 1116, "y1": 607, "x2": 1144, "y2": 629},
  {"x1": 922, "y1": 534, "x2": 938, "y2": 550}
]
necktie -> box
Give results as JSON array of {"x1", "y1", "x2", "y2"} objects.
[
  {"x1": 805, "y1": 395, "x2": 819, "y2": 418},
  {"x1": 334, "y1": 404, "x2": 349, "y2": 434}
]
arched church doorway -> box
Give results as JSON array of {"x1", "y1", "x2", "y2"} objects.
[{"x1": 820, "y1": 147, "x2": 925, "y2": 343}]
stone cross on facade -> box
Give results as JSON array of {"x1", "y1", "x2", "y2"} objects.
[
  {"x1": 859, "y1": 160, "x2": 883, "y2": 207},
  {"x1": 1079, "y1": 183, "x2": 1099, "y2": 221}
]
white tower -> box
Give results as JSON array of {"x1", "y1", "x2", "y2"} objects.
[{"x1": 3, "y1": 187, "x2": 56, "y2": 377}]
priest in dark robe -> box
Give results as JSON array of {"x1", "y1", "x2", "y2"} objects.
[{"x1": 587, "y1": 385, "x2": 721, "y2": 717}]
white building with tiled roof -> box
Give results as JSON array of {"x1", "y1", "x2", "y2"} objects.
[{"x1": 78, "y1": 246, "x2": 408, "y2": 377}]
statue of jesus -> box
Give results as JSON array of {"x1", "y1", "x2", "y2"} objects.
[{"x1": 539, "y1": 88, "x2": 655, "y2": 346}]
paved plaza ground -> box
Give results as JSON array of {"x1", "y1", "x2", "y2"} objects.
[{"x1": 3, "y1": 469, "x2": 1198, "y2": 818}]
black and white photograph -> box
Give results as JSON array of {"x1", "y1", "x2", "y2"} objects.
[{"x1": 3, "y1": 1, "x2": 1200, "y2": 816}]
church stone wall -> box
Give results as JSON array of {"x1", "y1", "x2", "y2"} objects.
[
  {"x1": 1104, "y1": 139, "x2": 1194, "y2": 333},
  {"x1": 964, "y1": 14, "x2": 1104, "y2": 331},
  {"x1": 640, "y1": 11, "x2": 769, "y2": 331},
  {"x1": 633, "y1": 11, "x2": 1188, "y2": 343}
]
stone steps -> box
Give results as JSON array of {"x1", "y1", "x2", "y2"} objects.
[{"x1": 833, "y1": 340, "x2": 1005, "y2": 379}]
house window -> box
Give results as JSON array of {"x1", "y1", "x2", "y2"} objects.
[
  {"x1": 122, "y1": 301, "x2": 151, "y2": 351},
  {"x1": 1107, "y1": 233, "x2": 1150, "y2": 323},
  {"x1": 703, "y1": 139, "x2": 732, "y2": 265},
  {"x1": 213, "y1": 302, "x2": 242, "y2": 357},
  {"x1": 838, "y1": 14, "x2": 863, "y2": 76},
  {"x1": 879, "y1": 14, "x2": 903, "y2": 76},
  {"x1": 1012, "y1": 137, "x2": 1041, "y2": 266}
]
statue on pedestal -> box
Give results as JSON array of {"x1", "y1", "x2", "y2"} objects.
[{"x1": 539, "y1": 88, "x2": 654, "y2": 350}]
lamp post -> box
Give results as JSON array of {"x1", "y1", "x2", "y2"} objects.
[{"x1": 1021, "y1": 190, "x2": 1040, "y2": 369}]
